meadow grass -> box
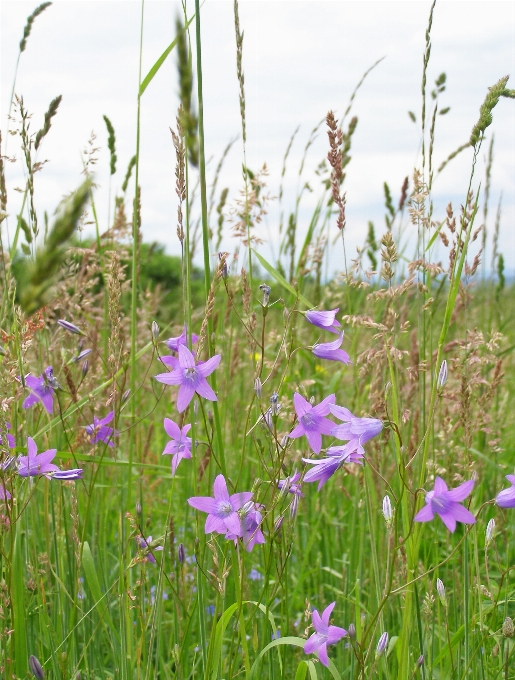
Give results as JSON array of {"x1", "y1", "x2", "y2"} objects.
[{"x1": 1, "y1": 2, "x2": 515, "y2": 679}]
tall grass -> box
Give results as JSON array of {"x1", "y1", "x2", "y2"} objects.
[{"x1": 0, "y1": 2, "x2": 514, "y2": 680}]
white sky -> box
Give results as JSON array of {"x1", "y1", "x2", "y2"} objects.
[{"x1": 1, "y1": 0, "x2": 515, "y2": 277}]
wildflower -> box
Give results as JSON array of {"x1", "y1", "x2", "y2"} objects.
[
  {"x1": 17, "y1": 437, "x2": 59, "y2": 477},
  {"x1": 0, "y1": 422, "x2": 15, "y2": 449},
  {"x1": 277, "y1": 471, "x2": 304, "y2": 497},
  {"x1": 271, "y1": 629, "x2": 281, "y2": 640},
  {"x1": 249, "y1": 568, "x2": 263, "y2": 581},
  {"x1": 72, "y1": 348, "x2": 92, "y2": 363},
  {"x1": 312, "y1": 333, "x2": 351, "y2": 364},
  {"x1": 382, "y1": 495, "x2": 393, "y2": 526},
  {"x1": 188, "y1": 474, "x2": 252, "y2": 537},
  {"x1": 51, "y1": 469, "x2": 83, "y2": 480},
  {"x1": 330, "y1": 404, "x2": 383, "y2": 444},
  {"x1": 485, "y1": 518, "x2": 496, "y2": 546},
  {"x1": 138, "y1": 536, "x2": 164, "y2": 564},
  {"x1": 151, "y1": 321, "x2": 160, "y2": 341},
  {"x1": 304, "y1": 602, "x2": 347, "y2": 667},
  {"x1": 57, "y1": 319, "x2": 83, "y2": 335},
  {"x1": 303, "y1": 441, "x2": 364, "y2": 489},
  {"x1": 226, "y1": 501, "x2": 265, "y2": 552},
  {"x1": 206, "y1": 605, "x2": 215, "y2": 616},
  {"x1": 162, "y1": 418, "x2": 192, "y2": 475},
  {"x1": 29, "y1": 655, "x2": 45, "y2": 679},
  {"x1": 437, "y1": 359, "x2": 448, "y2": 389},
  {"x1": 81, "y1": 360, "x2": 89, "y2": 377},
  {"x1": 22, "y1": 367, "x2": 58, "y2": 415},
  {"x1": 304, "y1": 308, "x2": 341, "y2": 334},
  {"x1": 259, "y1": 284, "x2": 271, "y2": 306},
  {"x1": 166, "y1": 326, "x2": 199, "y2": 353},
  {"x1": 436, "y1": 578, "x2": 447, "y2": 607},
  {"x1": 155, "y1": 345, "x2": 221, "y2": 413},
  {"x1": 85, "y1": 411, "x2": 119, "y2": 447},
  {"x1": 495, "y1": 475, "x2": 515, "y2": 508},
  {"x1": 348, "y1": 623, "x2": 356, "y2": 639},
  {"x1": 270, "y1": 391, "x2": 280, "y2": 415},
  {"x1": 414, "y1": 477, "x2": 475, "y2": 533},
  {"x1": 376, "y1": 632, "x2": 389, "y2": 657},
  {"x1": 288, "y1": 393, "x2": 336, "y2": 454},
  {"x1": 416, "y1": 655, "x2": 424, "y2": 668},
  {"x1": 0, "y1": 485, "x2": 11, "y2": 500}
]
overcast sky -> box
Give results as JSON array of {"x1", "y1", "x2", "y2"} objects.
[{"x1": 1, "y1": 0, "x2": 514, "y2": 277}]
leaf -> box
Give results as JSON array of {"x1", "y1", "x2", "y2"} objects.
[
  {"x1": 139, "y1": 13, "x2": 195, "y2": 97},
  {"x1": 252, "y1": 248, "x2": 314, "y2": 308},
  {"x1": 82, "y1": 541, "x2": 118, "y2": 639},
  {"x1": 13, "y1": 529, "x2": 28, "y2": 678}
]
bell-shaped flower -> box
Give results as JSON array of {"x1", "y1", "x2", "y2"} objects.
[
  {"x1": 162, "y1": 418, "x2": 192, "y2": 475},
  {"x1": 312, "y1": 333, "x2": 351, "y2": 364},
  {"x1": 155, "y1": 345, "x2": 221, "y2": 413},
  {"x1": 330, "y1": 404, "x2": 383, "y2": 444},
  {"x1": 188, "y1": 474, "x2": 252, "y2": 536},
  {"x1": 17, "y1": 437, "x2": 60, "y2": 477},
  {"x1": 22, "y1": 367, "x2": 58, "y2": 414},
  {"x1": 304, "y1": 308, "x2": 341, "y2": 334},
  {"x1": 85, "y1": 411, "x2": 119, "y2": 447},
  {"x1": 304, "y1": 601, "x2": 347, "y2": 667},
  {"x1": 303, "y1": 441, "x2": 364, "y2": 489},
  {"x1": 495, "y1": 475, "x2": 515, "y2": 508},
  {"x1": 414, "y1": 476, "x2": 475, "y2": 532},
  {"x1": 288, "y1": 393, "x2": 336, "y2": 454}
]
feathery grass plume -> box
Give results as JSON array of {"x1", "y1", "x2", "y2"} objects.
[
  {"x1": 428, "y1": 72, "x2": 447, "y2": 187},
  {"x1": 398, "y1": 176, "x2": 409, "y2": 211},
  {"x1": 383, "y1": 182, "x2": 395, "y2": 228},
  {"x1": 366, "y1": 221, "x2": 378, "y2": 270},
  {"x1": 437, "y1": 141, "x2": 471, "y2": 174},
  {"x1": 103, "y1": 115, "x2": 117, "y2": 175},
  {"x1": 380, "y1": 231, "x2": 398, "y2": 282},
  {"x1": 34, "y1": 95, "x2": 62, "y2": 151},
  {"x1": 326, "y1": 111, "x2": 346, "y2": 231},
  {"x1": 176, "y1": 16, "x2": 198, "y2": 167},
  {"x1": 215, "y1": 187, "x2": 229, "y2": 253},
  {"x1": 121, "y1": 155, "x2": 136, "y2": 193},
  {"x1": 470, "y1": 75, "x2": 510, "y2": 147},
  {"x1": 233, "y1": 0, "x2": 246, "y2": 143},
  {"x1": 170, "y1": 118, "x2": 186, "y2": 243},
  {"x1": 421, "y1": 0, "x2": 437, "y2": 172},
  {"x1": 18, "y1": 178, "x2": 91, "y2": 314},
  {"x1": 19, "y1": 2, "x2": 52, "y2": 53}
]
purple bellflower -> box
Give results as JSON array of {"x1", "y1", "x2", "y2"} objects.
[
  {"x1": 495, "y1": 475, "x2": 515, "y2": 508},
  {"x1": 226, "y1": 501, "x2": 266, "y2": 552},
  {"x1": 17, "y1": 437, "x2": 60, "y2": 477},
  {"x1": 166, "y1": 326, "x2": 199, "y2": 353},
  {"x1": 0, "y1": 484, "x2": 11, "y2": 500},
  {"x1": 0, "y1": 422, "x2": 15, "y2": 449},
  {"x1": 312, "y1": 333, "x2": 351, "y2": 364},
  {"x1": 162, "y1": 418, "x2": 192, "y2": 475},
  {"x1": 304, "y1": 601, "x2": 347, "y2": 667},
  {"x1": 52, "y1": 469, "x2": 83, "y2": 480},
  {"x1": 155, "y1": 344, "x2": 221, "y2": 413},
  {"x1": 330, "y1": 404, "x2": 383, "y2": 444},
  {"x1": 278, "y1": 471, "x2": 304, "y2": 497},
  {"x1": 138, "y1": 536, "x2": 164, "y2": 564},
  {"x1": 414, "y1": 476, "x2": 475, "y2": 532},
  {"x1": 303, "y1": 441, "x2": 365, "y2": 489},
  {"x1": 288, "y1": 393, "x2": 336, "y2": 454},
  {"x1": 22, "y1": 366, "x2": 58, "y2": 414},
  {"x1": 304, "y1": 308, "x2": 341, "y2": 334},
  {"x1": 188, "y1": 474, "x2": 253, "y2": 537},
  {"x1": 85, "y1": 411, "x2": 119, "y2": 447}
]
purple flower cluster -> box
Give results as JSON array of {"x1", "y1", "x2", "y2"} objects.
[{"x1": 85, "y1": 411, "x2": 119, "y2": 447}]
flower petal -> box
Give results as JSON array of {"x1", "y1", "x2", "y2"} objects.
[
  {"x1": 312, "y1": 609, "x2": 324, "y2": 633},
  {"x1": 312, "y1": 394, "x2": 336, "y2": 417},
  {"x1": 188, "y1": 496, "x2": 217, "y2": 514},
  {"x1": 288, "y1": 423, "x2": 306, "y2": 439},
  {"x1": 321, "y1": 602, "x2": 336, "y2": 628},
  {"x1": 305, "y1": 429, "x2": 322, "y2": 454},
  {"x1": 229, "y1": 491, "x2": 253, "y2": 510},
  {"x1": 223, "y1": 512, "x2": 242, "y2": 536},
  {"x1": 434, "y1": 477, "x2": 448, "y2": 495},
  {"x1": 446, "y1": 479, "x2": 474, "y2": 502},
  {"x1": 196, "y1": 354, "x2": 221, "y2": 377},
  {"x1": 414, "y1": 503, "x2": 435, "y2": 523},
  {"x1": 178, "y1": 344, "x2": 196, "y2": 369},
  {"x1": 205, "y1": 514, "x2": 227, "y2": 534},
  {"x1": 439, "y1": 512, "x2": 457, "y2": 533},
  {"x1": 448, "y1": 502, "x2": 476, "y2": 525},
  {"x1": 155, "y1": 370, "x2": 183, "y2": 386},
  {"x1": 195, "y1": 378, "x2": 217, "y2": 402},
  {"x1": 293, "y1": 393, "x2": 311, "y2": 418},
  {"x1": 177, "y1": 383, "x2": 195, "y2": 413},
  {"x1": 317, "y1": 642, "x2": 330, "y2": 667},
  {"x1": 327, "y1": 625, "x2": 347, "y2": 645},
  {"x1": 304, "y1": 632, "x2": 324, "y2": 655},
  {"x1": 213, "y1": 474, "x2": 230, "y2": 502},
  {"x1": 164, "y1": 418, "x2": 182, "y2": 440}
]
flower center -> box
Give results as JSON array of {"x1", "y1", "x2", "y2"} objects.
[
  {"x1": 301, "y1": 412, "x2": 316, "y2": 428},
  {"x1": 431, "y1": 494, "x2": 451, "y2": 513},
  {"x1": 217, "y1": 501, "x2": 233, "y2": 517},
  {"x1": 184, "y1": 367, "x2": 198, "y2": 383}
]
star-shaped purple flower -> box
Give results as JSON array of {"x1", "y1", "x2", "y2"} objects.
[
  {"x1": 288, "y1": 393, "x2": 336, "y2": 454},
  {"x1": 414, "y1": 476, "x2": 475, "y2": 532},
  {"x1": 17, "y1": 437, "x2": 60, "y2": 477},
  {"x1": 312, "y1": 333, "x2": 351, "y2": 364},
  {"x1": 166, "y1": 326, "x2": 199, "y2": 353},
  {"x1": 162, "y1": 418, "x2": 192, "y2": 475},
  {"x1": 227, "y1": 501, "x2": 266, "y2": 552},
  {"x1": 330, "y1": 404, "x2": 383, "y2": 444},
  {"x1": 304, "y1": 308, "x2": 341, "y2": 334},
  {"x1": 304, "y1": 601, "x2": 347, "y2": 667},
  {"x1": 188, "y1": 474, "x2": 253, "y2": 537},
  {"x1": 85, "y1": 411, "x2": 119, "y2": 447},
  {"x1": 495, "y1": 475, "x2": 515, "y2": 508},
  {"x1": 155, "y1": 345, "x2": 221, "y2": 413},
  {"x1": 22, "y1": 366, "x2": 57, "y2": 414},
  {"x1": 303, "y1": 441, "x2": 365, "y2": 489}
]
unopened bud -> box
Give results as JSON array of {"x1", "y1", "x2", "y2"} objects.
[
  {"x1": 151, "y1": 321, "x2": 159, "y2": 341},
  {"x1": 178, "y1": 542, "x2": 185, "y2": 564},
  {"x1": 57, "y1": 319, "x2": 83, "y2": 335},
  {"x1": 382, "y1": 495, "x2": 393, "y2": 526},
  {"x1": 122, "y1": 389, "x2": 131, "y2": 403},
  {"x1": 81, "y1": 360, "x2": 89, "y2": 377},
  {"x1": 280, "y1": 435, "x2": 289, "y2": 449},
  {"x1": 259, "y1": 283, "x2": 271, "y2": 307},
  {"x1": 348, "y1": 623, "x2": 356, "y2": 639},
  {"x1": 502, "y1": 616, "x2": 514, "y2": 638},
  {"x1": 416, "y1": 655, "x2": 424, "y2": 668},
  {"x1": 274, "y1": 515, "x2": 284, "y2": 533},
  {"x1": 207, "y1": 410, "x2": 214, "y2": 425},
  {"x1": 376, "y1": 632, "x2": 389, "y2": 657},
  {"x1": 254, "y1": 377, "x2": 262, "y2": 399},
  {"x1": 290, "y1": 494, "x2": 299, "y2": 519},
  {"x1": 270, "y1": 392, "x2": 279, "y2": 416},
  {"x1": 437, "y1": 360, "x2": 448, "y2": 389},
  {"x1": 136, "y1": 502, "x2": 142, "y2": 515},
  {"x1": 74, "y1": 348, "x2": 92, "y2": 363},
  {"x1": 29, "y1": 655, "x2": 45, "y2": 678},
  {"x1": 486, "y1": 518, "x2": 495, "y2": 546},
  {"x1": 436, "y1": 578, "x2": 447, "y2": 607}
]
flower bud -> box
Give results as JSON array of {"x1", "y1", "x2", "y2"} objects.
[
  {"x1": 136, "y1": 502, "x2": 142, "y2": 515},
  {"x1": 151, "y1": 321, "x2": 160, "y2": 341},
  {"x1": 274, "y1": 515, "x2": 284, "y2": 533},
  {"x1": 437, "y1": 360, "x2": 448, "y2": 389},
  {"x1": 259, "y1": 284, "x2": 271, "y2": 307},
  {"x1": 348, "y1": 623, "x2": 356, "y2": 639},
  {"x1": 290, "y1": 494, "x2": 299, "y2": 519},
  {"x1": 57, "y1": 319, "x2": 83, "y2": 335},
  {"x1": 122, "y1": 389, "x2": 131, "y2": 403},
  {"x1": 382, "y1": 495, "x2": 393, "y2": 526},
  {"x1": 29, "y1": 655, "x2": 45, "y2": 678},
  {"x1": 178, "y1": 542, "x2": 185, "y2": 564},
  {"x1": 254, "y1": 377, "x2": 262, "y2": 400},
  {"x1": 416, "y1": 655, "x2": 424, "y2": 668},
  {"x1": 81, "y1": 360, "x2": 89, "y2": 377},
  {"x1": 436, "y1": 578, "x2": 447, "y2": 607},
  {"x1": 502, "y1": 616, "x2": 514, "y2": 638},
  {"x1": 270, "y1": 392, "x2": 280, "y2": 416},
  {"x1": 376, "y1": 632, "x2": 389, "y2": 657},
  {"x1": 74, "y1": 348, "x2": 92, "y2": 363},
  {"x1": 485, "y1": 518, "x2": 495, "y2": 546}
]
